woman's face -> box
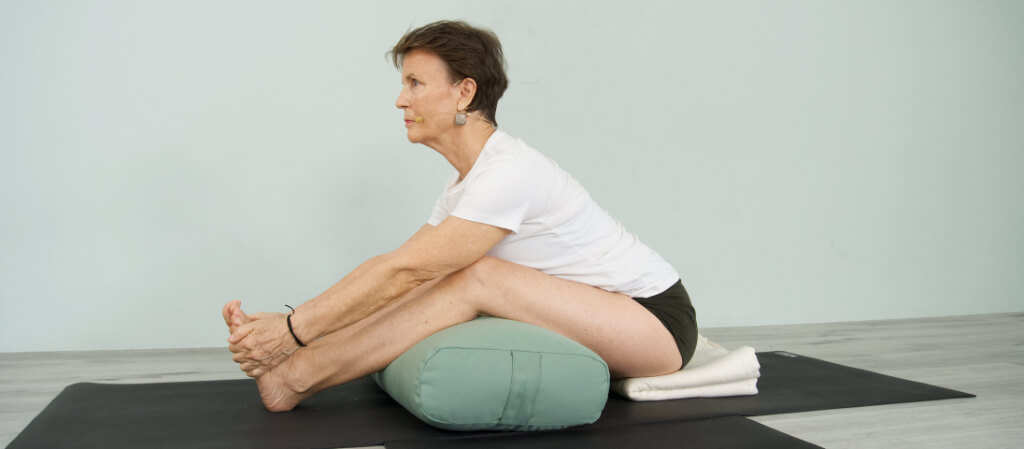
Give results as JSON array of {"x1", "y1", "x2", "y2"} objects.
[{"x1": 395, "y1": 49, "x2": 465, "y2": 144}]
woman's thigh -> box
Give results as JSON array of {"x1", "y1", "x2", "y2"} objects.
[{"x1": 458, "y1": 257, "x2": 682, "y2": 379}]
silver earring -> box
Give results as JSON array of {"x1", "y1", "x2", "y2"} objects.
[{"x1": 454, "y1": 112, "x2": 467, "y2": 126}]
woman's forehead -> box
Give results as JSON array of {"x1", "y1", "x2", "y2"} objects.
[{"x1": 402, "y1": 50, "x2": 447, "y2": 77}]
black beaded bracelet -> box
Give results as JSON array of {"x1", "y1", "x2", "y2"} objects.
[{"x1": 285, "y1": 305, "x2": 307, "y2": 347}]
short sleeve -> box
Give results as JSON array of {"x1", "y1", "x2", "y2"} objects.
[
  {"x1": 427, "y1": 196, "x2": 447, "y2": 226},
  {"x1": 427, "y1": 173, "x2": 460, "y2": 226},
  {"x1": 450, "y1": 160, "x2": 539, "y2": 233}
]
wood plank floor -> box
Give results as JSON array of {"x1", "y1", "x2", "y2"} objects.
[{"x1": 1, "y1": 312, "x2": 1021, "y2": 448}]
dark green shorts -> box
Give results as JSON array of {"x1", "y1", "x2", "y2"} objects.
[{"x1": 633, "y1": 280, "x2": 698, "y2": 370}]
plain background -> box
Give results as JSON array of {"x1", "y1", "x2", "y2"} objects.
[{"x1": 1, "y1": 0, "x2": 1021, "y2": 352}]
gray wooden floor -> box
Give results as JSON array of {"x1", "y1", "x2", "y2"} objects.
[{"x1": 1, "y1": 312, "x2": 1021, "y2": 448}]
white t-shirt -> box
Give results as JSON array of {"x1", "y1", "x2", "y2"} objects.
[{"x1": 427, "y1": 129, "x2": 679, "y2": 298}]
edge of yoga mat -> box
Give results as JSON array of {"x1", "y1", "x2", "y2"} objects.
[
  {"x1": 6, "y1": 351, "x2": 974, "y2": 449},
  {"x1": 597, "y1": 351, "x2": 975, "y2": 426},
  {"x1": 384, "y1": 416, "x2": 826, "y2": 449}
]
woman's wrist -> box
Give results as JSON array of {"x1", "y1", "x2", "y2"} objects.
[
  {"x1": 284, "y1": 307, "x2": 307, "y2": 347},
  {"x1": 287, "y1": 305, "x2": 315, "y2": 347}
]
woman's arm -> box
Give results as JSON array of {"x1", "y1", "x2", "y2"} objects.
[
  {"x1": 228, "y1": 217, "x2": 509, "y2": 372},
  {"x1": 285, "y1": 223, "x2": 434, "y2": 338},
  {"x1": 291, "y1": 218, "x2": 509, "y2": 341}
]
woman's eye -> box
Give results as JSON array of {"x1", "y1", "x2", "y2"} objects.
[{"x1": 411, "y1": 79, "x2": 420, "y2": 86}]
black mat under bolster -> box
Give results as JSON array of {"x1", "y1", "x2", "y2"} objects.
[
  {"x1": 386, "y1": 416, "x2": 825, "y2": 449},
  {"x1": 7, "y1": 352, "x2": 973, "y2": 449}
]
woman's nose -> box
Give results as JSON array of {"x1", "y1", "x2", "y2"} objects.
[{"x1": 395, "y1": 90, "x2": 410, "y2": 109}]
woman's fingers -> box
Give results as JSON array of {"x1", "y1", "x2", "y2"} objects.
[
  {"x1": 227, "y1": 322, "x2": 253, "y2": 344},
  {"x1": 247, "y1": 312, "x2": 276, "y2": 321},
  {"x1": 239, "y1": 360, "x2": 267, "y2": 378},
  {"x1": 240, "y1": 364, "x2": 261, "y2": 378},
  {"x1": 232, "y1": 345, "x2": 279, "y2": 368}
]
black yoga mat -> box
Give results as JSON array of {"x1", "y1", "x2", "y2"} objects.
[
  {"x1": 386, "y1": 416, "x2": 825, "y2": 449},
  {"x1": 7, "y1": 352, "x2": 972, "y2": 449}
]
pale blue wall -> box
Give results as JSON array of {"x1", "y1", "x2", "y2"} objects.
[{"x1": 2, "y1": 0, "x2": 1022, "y2": 352}]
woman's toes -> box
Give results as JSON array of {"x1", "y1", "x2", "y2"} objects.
[
  {"x1": 222, "y1": 301, "x2": 237, "y2": 328},
  {"x1": 230, "y1": 304, "x2": 250, "y2": 328}
]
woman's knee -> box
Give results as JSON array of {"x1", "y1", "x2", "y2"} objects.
[
  {"x1": 448, "y1": 256, "x2": 504, "y2": 288},
  {"x1": 434, "y1": 256, "x2": 509, "y2": 311}
]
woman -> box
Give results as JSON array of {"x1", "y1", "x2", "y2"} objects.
[{"x1": 222, "y1": 20, "x2": 697, "y2": 412}]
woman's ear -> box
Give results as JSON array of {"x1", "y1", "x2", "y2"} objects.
[{"x1": 456, "y1": 78, "x2": 477, "y2": 110}]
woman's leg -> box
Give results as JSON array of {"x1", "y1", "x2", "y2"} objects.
[{"x1": 256, "y1": 256, "x2": 681, "y2": 411}]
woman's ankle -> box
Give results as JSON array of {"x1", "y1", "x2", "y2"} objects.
[{"x1": 282, "y1": 350, "x2": 317, "y2": 394}]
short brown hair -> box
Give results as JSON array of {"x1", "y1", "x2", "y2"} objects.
[{"x1": 389, "y1": 20, "x2": 509, "y2": 126}]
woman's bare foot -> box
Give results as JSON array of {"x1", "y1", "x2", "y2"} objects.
[
  {"x1": 223, "y1": 299, "x2": 315, "y2": 411},
  {"x1": 255, "y1": 351, "x2": 316, "y2": 412}
]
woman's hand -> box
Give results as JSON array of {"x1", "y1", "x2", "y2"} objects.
[{"x1": 227, "y1": 312, "x2": 300, "y2": 378}]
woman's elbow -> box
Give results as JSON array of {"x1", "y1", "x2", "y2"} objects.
[{"x1": 381, "y1": 252, "x2": 446, "y2": 289}]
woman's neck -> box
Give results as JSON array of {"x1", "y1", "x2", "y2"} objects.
[{"x1": 426, "y1": 121, "x2": 497, "y2": 182}]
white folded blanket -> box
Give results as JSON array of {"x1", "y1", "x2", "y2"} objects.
[{"x1": 612, "y1": 335, "x2": 760, "y2": 401}]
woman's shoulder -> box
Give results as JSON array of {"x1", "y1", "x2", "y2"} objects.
[
  {"x1": 485, "y1": 129, "x2": 552, "y2": 166},
  {"x1": 464, "y1": 131, "x2": 557, "y2": 187}
]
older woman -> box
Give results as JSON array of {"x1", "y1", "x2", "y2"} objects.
[{"x1": 222, "y1": 20, "x2": 697, "y2": 412}]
